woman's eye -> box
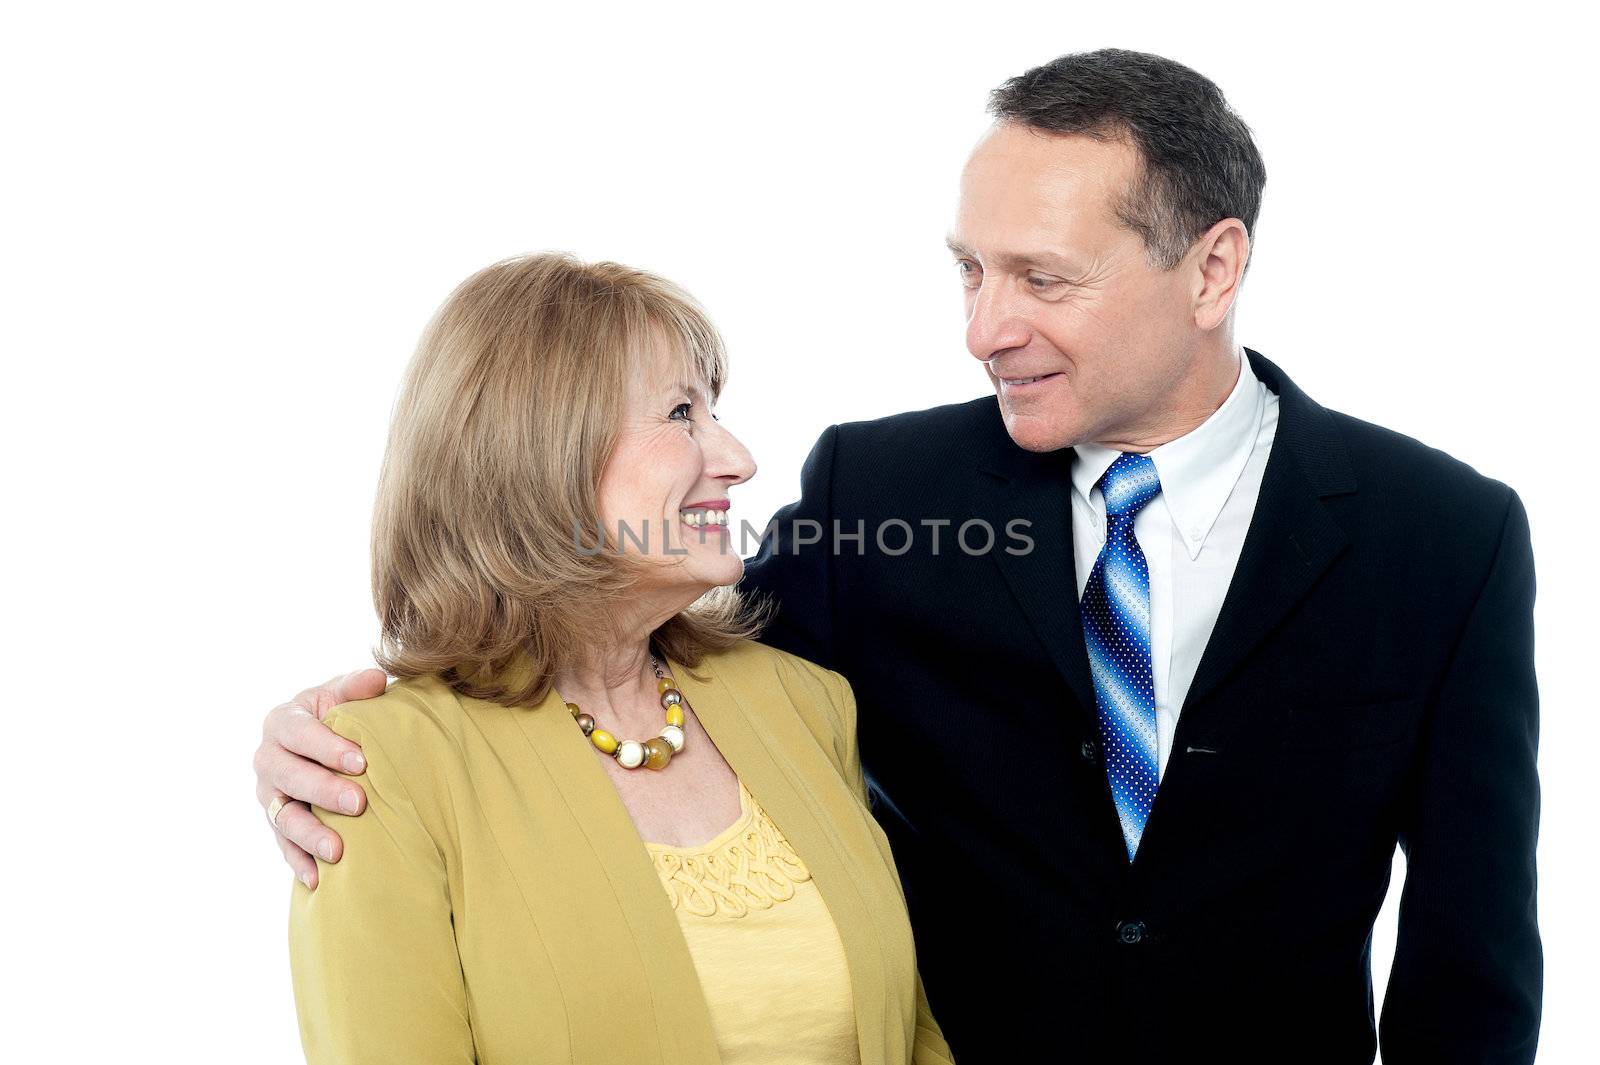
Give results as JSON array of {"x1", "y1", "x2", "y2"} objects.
[{"x1": 669, "y1": 402, "x2": 693, "y2": 423}]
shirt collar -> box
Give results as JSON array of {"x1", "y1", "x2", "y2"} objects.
[{"x1": 1070, "y1": 347, "x2": 1267, "y2": 560}]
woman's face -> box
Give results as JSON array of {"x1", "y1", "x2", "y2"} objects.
[{"x1": 595, "y1": 345, "x2": 756, "y2": 599}]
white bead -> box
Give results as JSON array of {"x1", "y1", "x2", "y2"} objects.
[
  {"x1": 660, "y1": 724, "x2": 685, "y2": 752},
  {"x1": 616, "y1": 740, "x2": 645, "y2": 769}
]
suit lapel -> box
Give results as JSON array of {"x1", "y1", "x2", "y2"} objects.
[
  {"x1": 1174, "y1": 349, "x2": 1357, "y2": 726},
  {"x1": 968, "y1": 351, "x2": 1358, "y2": 867},
  {"x1": 972, "y1": 443, "x2": 1101, "y2": 728}
]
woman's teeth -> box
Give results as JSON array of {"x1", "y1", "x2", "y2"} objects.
[{"x1": 680, "y1": 509, "x2": 728, "y2": 527}]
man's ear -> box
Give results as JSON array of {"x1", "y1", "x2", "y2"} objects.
[{"x1": 1190, "y1": 218, "x2": 1250, "y2": 331}]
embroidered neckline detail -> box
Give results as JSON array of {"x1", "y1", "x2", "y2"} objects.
[{"x1": 646, "y1": 783, "x2": 811, "y2": 918}]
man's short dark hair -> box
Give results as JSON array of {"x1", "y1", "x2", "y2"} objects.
[{"x1": 989, "y1": 49, "x2": 1267, "y2": 270}]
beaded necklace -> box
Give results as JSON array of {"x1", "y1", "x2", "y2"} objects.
[{"x1": 566, "y1": 652, "x2": 687, "y2": 771}]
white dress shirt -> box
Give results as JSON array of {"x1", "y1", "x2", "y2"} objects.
[{"x1": 1071, "y1": 348, "x2": 1280, "y2": 780}]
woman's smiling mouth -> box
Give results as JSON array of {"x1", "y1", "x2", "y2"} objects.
[{"x1": 679, "y1": 502, "x2": 730, "y2": 533}]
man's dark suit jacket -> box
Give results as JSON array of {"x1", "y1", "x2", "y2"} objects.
[{"x1": 740, "y1": 349, "x2": 1541, "y2": 1064}]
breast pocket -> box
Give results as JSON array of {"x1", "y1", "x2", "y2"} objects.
[{"x1": 1283, "y1": 696, "x2": 1428, "y2": 751}]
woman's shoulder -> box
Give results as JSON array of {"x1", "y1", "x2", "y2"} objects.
[
  {"x1": 701, "y1": 640, "x2": 855, "y2": 737},
  {"x1": 702, "y1": 639, "x2": 846, "y2": 688},
  {"x1": 321, "y1": 672, "x2": 472, "y2": 765}
]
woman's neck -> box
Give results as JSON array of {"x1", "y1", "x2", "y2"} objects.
[
  {"x1": 551, "y1": 632, "x2": 664, "y2": 734},
  {"x1": 553, "y1": 584, "x2": 704, "y2": 728},
  {"x1": 561, "y1": 638, "x2": 653, "y2": 693}
]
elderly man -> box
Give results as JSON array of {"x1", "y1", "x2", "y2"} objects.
[{"x1": 255, "y1": 49, "x2": 1541, "y2": 1063}]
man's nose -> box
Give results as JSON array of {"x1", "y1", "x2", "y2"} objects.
[{"x1": 965, "y1": 281, "x2": 1031, "y2": 363}]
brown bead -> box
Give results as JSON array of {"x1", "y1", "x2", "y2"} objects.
[
  {"x1": 575, "y1": 713, "x2": 595, "y2": 735},
  {"x1": 642, "y1": 737, "x2": 673, "y2": 770},
  {"x1": 565, "y1": 702, "x2": 582, "y2": 718}
]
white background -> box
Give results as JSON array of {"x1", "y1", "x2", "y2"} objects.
[{"x1": 3, "y1": 2, "x2": 1594, "y2": 1061}]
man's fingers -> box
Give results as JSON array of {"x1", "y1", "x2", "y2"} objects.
[
  {"x1": 256, "y1": 738, "x2": 367, "y2": 816},
  {"x1": 275, "y1": 825, "x2": 320, "y2": 890},
  {"x1": 266, "y1": 700, "x2": 368, "y2": 775},
  {"x1": 289, "y1": 668, "x2": 390, "y2": 723},
  {"x1": 257, "y1": 666, "x2": 384, "y2": 891},
  {"x1": 328, "y1": 667, "x2": 389, "y2": 707},
  {"x1": 258, "y1": 776, "x2": 343, "y2": 885},
  {"x1": 274, "y1": 799, "x2": 346, "y2": 867}
]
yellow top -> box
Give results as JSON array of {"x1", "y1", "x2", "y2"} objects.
[
  {"x1": 288, "y1": 639, "x2": 954, "y2": 1065},
  {"x1": 647, "y1": 780, "x2": 860, "y2": 1065}
]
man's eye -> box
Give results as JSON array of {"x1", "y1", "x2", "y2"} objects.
[
  {"x1": 1027, "y1": 275, "x2": 1064, "y2": 291},
  {"x1": 669, "y1": 402, "x2": 693, "y2": 423},
  {"x1": 956, "y1": 260, "x2": 982, "y2": 289}
]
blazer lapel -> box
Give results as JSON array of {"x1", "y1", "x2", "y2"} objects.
[
  {"x1": 674, "y1": 654, "x2": 896, "y2": 1065},
  {"x1": 503, "y1": 688, "x2": 726, "y2": 1064},
  {"x1": 971, "y1": 442, "x2": 1101, "y2": 728},
  {"x1": 1174, "y1": 349, "x2": 1358, "y2": 727}
]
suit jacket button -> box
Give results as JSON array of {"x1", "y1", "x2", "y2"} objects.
[
  {"x1": 1116, "y1": 920, "x2": 1147, "y2": 945},
  {"x1": 1080, "y1": 739, "x2": 1099, "y2": 763}
]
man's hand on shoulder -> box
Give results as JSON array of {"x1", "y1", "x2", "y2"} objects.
[{"x1": 254, "y1": 669, "x2": 387, "y2": 889}]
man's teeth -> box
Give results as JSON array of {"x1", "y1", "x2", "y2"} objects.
[
  {"x1": 1009, "y1": 376, "x2": 1042, "y2": 385},
  {"x1": 680, "y1": 509, "x2": 728, "y2": 527}
]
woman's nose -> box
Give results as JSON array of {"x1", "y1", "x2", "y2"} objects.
[{"x1": 707, "y1": 420, "x2": 756, "y2": 486}]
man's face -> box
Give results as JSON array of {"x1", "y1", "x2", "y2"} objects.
[{"x1": 950, "y1": 122, "x2": 1200, "y2": 452}]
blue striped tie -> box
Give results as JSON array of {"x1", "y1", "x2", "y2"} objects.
[{"x1": 1082, "y1": 452, "x2": 1162, "y2": 860}]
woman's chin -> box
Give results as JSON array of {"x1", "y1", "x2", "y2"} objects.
[
  {"x1": 633, "y1": 548, "x2": 742, "y2": 593},
  {"x1": 687, "y1": 552, "x2": 745, "y2": 590}
]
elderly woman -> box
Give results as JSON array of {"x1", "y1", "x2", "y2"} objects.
[{"x1": 284, "y1": 253, "x2": 953, "y2": 1065}]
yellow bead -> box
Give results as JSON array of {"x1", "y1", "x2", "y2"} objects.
[
  {"x1": 666, "y1": 705, "x2": 685, "y2": 728},
  {"x1": 566, "y1": 702, "x2": 582, "y2": 718},
  {"x1": 657, "y1": 677, "x2": 677, "y2": 695},
  {"x1": 643, "y1": 737, "x2": 673, "y2": 770},
  {"x1": 589, "y1": 729, "x2": 618, "y2": 754}
]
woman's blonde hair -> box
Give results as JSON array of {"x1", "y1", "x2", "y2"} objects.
[{"x1": 371, "y1": 252, "x2": 765, "y2": 708}]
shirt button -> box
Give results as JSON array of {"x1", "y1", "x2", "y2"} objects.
[
  {"x1": 1080, "y1": 739, "x2": 1099, "y2": 764},
  {"x1": 1116, "y1": 920, "x2": 1147, "y2": 946}
]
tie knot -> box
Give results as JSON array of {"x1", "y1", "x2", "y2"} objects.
[{"x1": 1098, "y1": 452, "x2": 1162, "y2": 518}]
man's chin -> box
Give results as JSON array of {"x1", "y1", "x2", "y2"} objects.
[{"x1": 1000, "y1": 408, "x2": 1078, "y2": 453}]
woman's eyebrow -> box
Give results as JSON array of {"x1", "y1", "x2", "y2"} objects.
[{"x1": 662, "y1": 379, "x2": 706, "y2": 401}]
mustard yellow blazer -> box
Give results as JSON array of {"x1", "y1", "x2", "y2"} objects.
[{"x1": 288, "y1": 639, "x2": 955, "y2": 1064}]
